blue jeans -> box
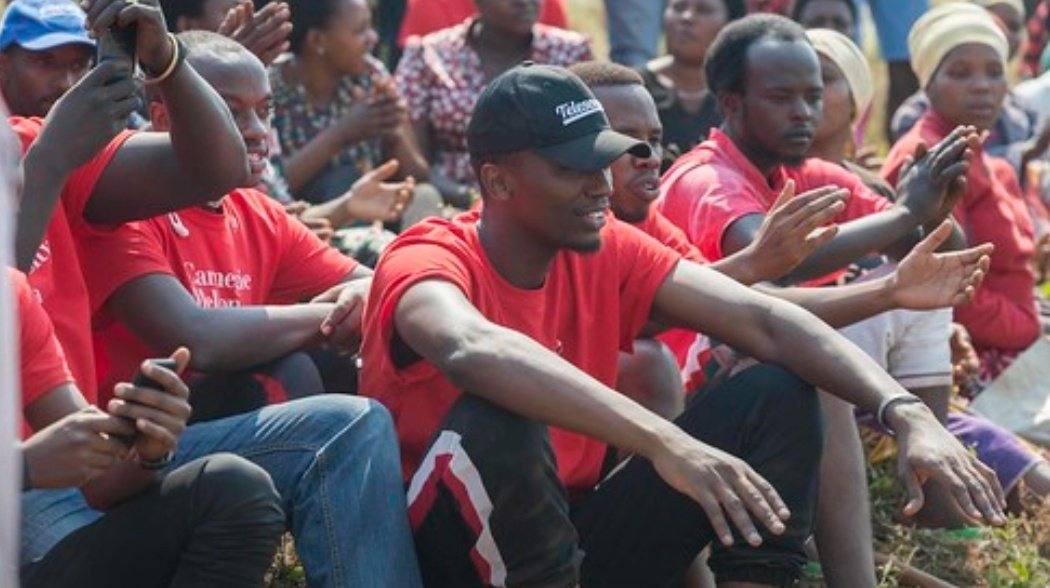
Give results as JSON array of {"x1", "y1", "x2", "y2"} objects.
[
  {"x1": 604, "y1": 0, "x2": 666, "y2": 66},
  {"x1": 171, "y1": 395, "x2": 422, "y2": 588}
]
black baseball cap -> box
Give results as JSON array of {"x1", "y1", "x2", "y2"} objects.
[{"x1": 467, "y1": 62, "x2": 651, "y2": 171}]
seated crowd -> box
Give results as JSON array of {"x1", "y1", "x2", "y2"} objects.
[{"x1": 3, "y1": 0, "x2": 1050, "y2": 587}]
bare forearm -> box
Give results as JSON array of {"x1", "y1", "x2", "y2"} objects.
[
  {"x1": 709, "y1": 253, "x2": 761, "y2": 285},
  {"x1": 16, "y1": 145, "x2": 71, "y2": 270},
  {"x1": 780, "y1": 206, "x2": 917, "y2": 284},
  {"x1": 386, "y1": 124, "x2": 428, "y2": 180},
  {"x1": 441, "y1": 324, "x2": 679, "y2": 458},
  {"x1": 654, "y1": 263, "x2": 911, "y2": 413},
  {"x1": 755, "y1": 277, "x2": 896, "y2": 329},
  {"x1": 300, "y1": 193, "x2": 355, "y2": 228},
  {"x1": 132, "y1": 304, "x2": 332, "y2": 372},
  {"x1": 158, "y1": 62, "x2": 249, "y2": 199},
  {"x1": 282, "y1": 128, "x2": 345, "y2": 192}
]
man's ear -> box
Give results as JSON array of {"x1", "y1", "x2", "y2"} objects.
[
  {"x1": 478, "y1": 161, "x2": 512, "y2": 201},
  {"x1": 717, "y1": 91, "x2": 744, "y2": 124}
]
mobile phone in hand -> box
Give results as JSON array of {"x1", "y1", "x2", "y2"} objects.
[
  {"x1": 132, "y1": 358, "x2": 178, "y2": 391},
  {"x1": 96, "y1": 22, "x2": 138, "y2": 69},
  {"x1": 117, "y1": 358, "x2": 177, "y2": 445}
]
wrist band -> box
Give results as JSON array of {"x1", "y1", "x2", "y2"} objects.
[
  {"x1": 138, "y1": 450, "x2": 175, "y2": 471},
  {"x1": 144, "y1": 33, "x2": 185, "y2": 85},
  {"x1": 876, "y1": 394, "x2": 925, "y2": 436}
]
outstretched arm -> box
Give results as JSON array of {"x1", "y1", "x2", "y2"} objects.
[{"x1": 651, "y1": 260, "x2": 1006, "y2": 525}]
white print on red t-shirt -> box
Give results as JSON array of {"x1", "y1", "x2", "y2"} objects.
[
  {"x1": 183, "y1": 261, "x2": 253, "y2": 308},
  {"x1": 28, "y1": 240, "x2": 51, "y2": 275}
]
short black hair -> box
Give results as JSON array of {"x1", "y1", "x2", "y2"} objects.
[
  {"x1": 705, "y1": 13, "x2": 808, "y2": 95},
  {"x1": 287, "y1": 0, "x2": 345, "y2": 54},
  {"x1": 569, "y1": 61, "x2": 644, "y2": 89},
  {"x1": 790, "y1": 0, "x2": 858, "y2": 25},
  {"x1": 160, "y1": 0, "x2": 210, "y2": 32}
]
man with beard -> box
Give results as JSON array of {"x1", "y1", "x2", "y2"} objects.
[
  {"x1": 658, "y1": 14, "x2": 974, "y2": 286},
  {"x1": 360, "y1": 62, "x2": 1005, "y2": 588}
]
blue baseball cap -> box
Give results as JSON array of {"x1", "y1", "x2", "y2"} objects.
[{"x1": 0, "y1": 0, "x2": 94, "y2": 53}]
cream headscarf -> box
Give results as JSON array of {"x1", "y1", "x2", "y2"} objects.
[
  {"x1": 807, "y1": 28, "x2": 873, "y2": 121},
  {"x1": 930, "y1": 0, "x2": 1025, "y2": 15},
  {"x1": 909, "y1": 2, "x2": 1009, "y2": 87}
]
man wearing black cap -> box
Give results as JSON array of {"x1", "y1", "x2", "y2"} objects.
[{"x1": 360, "y1": 63, "x2": 1006, "y2": 588}]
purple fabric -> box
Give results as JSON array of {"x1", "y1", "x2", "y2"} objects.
[{"x1": 947, "y1": 411, "x2": 1042, "y2": 493}]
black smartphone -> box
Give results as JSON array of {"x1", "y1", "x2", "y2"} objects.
[
  {"x1": 117, "y1": 358, "x2": 177, "y2": 445},
  {"x1": 132, "y1": 358, "x2": 178, "y2": 390},
  {"x1": 96, "y1": 22, "x2": 138, "y2": 69}
]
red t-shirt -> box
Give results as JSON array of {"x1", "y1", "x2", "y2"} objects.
[
  {"x1": 80, "y1": 188, "x2": 357, "y2": 401},
  {"x1": 11, "y1": 268, "x2": 73, "y2": 437},
  {"x1": 657, "y1": 128, "x2": 892, "y2": 283},
  {"x1": 882, "y1": 111, "x2": 1039, "y2": 354},
  {"x1": 630, "y1": 207, "x2": 709, "y2": 371},
  {"x1": 359, "y1": 214, "x2": 680, "y2": 496},
  {"x1": 12, "y1": 117, "x2": 133, "y2": 405},
  {"x1": 397, "y1": 0, "x2": 568, "y2": 46}
]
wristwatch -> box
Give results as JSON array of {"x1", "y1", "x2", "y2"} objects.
[{"x1": 137, "y1": 450, "x2": 175, "y2": 471}]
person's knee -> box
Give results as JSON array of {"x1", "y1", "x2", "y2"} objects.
[
  {"x1": 194, "y1": 454, "x2": 285, "y2": 530},
  {"x1": 617, "y1": 339, "x2": 684, "y2": 419}
]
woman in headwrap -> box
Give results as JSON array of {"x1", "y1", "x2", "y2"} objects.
[
  {"x1": 892, "y1": 0, "x2": 1050, "y2": 177},
  {"x1": 805, "y1": 28, "x2": 892, "y2": 199},
  {"x1": 813, "y1": 27, "x2": 1050, "y2": 528},
  {"x1": 884, "y1": 3, "x2": 1043, "y2": 383}
]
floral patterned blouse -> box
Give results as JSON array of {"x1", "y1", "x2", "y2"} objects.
[
  {"x1": 394, "y1": 18, "x2": 592, "y2": 188},
  {"x1": 269, "y1": 55, "x2": 388, "y2": 189}
]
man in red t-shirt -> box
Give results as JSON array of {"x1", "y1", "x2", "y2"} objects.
[
  {"x1": 11, "y1": 267, "x2": 284, "y2": 588},
  {"x1": 11, "y1": 2, "x2": 255, "y2": 405},
  {"x1": 570, "y1": 60, "x2": 993, "y2": 407},
  {"x1": 82, "y1": 32, "x2": 374, "y2": 419},
  {"x1": 360, "y1": 62, "x2": 1005, "y2": 587},
  {"x1": 657, "y1": 16, "x2": 976, "y2": 287}
]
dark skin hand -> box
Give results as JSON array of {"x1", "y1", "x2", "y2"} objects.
[
  {"x1": 724, "y1": 127, "x2": 977, "y2": 284},
  {"x1": 218, "y1": 0, "x2": 292, "y2": 67},
  {"x1": 16, "y1": 59, "x2": 139, "y2": 270},
  {"x1": 16, "y1": 0, "x2": 248, "y2": 272},
  {"x1": 81, "y1": 0, "x2": 249, "y2": 222},
  {"x1": 22, "y1": 348, "x2": 193, "y2": 508}
]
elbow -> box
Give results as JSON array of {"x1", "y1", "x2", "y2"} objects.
[{"x1": 431, "y1": 325, "x2": 500, "y2": 389}]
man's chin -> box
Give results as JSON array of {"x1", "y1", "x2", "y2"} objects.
[{"x1": 567, "y1": 235, "x2": 603, "y2": 254}]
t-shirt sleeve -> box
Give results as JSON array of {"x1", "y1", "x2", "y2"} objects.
[
  {"x1": 78, "y1": 219, "x2": 176, "y2": 313},
  {"x1": 270, "y1": 205, "x2": 358, "y2": 303},
  {"x1": 675, "y1": 170, "x2": 766, "y2": 262},
  {"x1": 892, "y1": 308, "x2": 953, "y2": 389},
  {"x1": 12, "y1": 269, "x2": 73, "y2": 408},
  {"x1": 368, "y1": 236, "x2": 474, "y2": 373},
  {"x1": 611, "y1": 220, "x2": 681, "y2": 348},
  {"x1": 55, "y1": 130, "x2": 135, "y2": 227},
  {"x1": 638, "y1": 209, "x2": 707, "y2": 263}
]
